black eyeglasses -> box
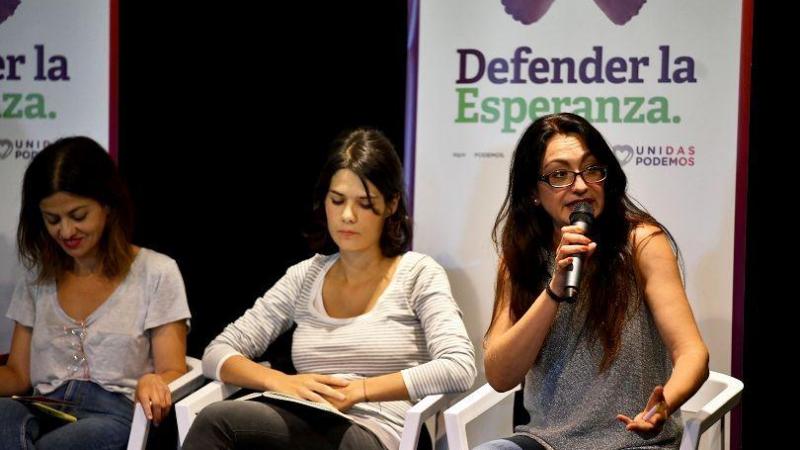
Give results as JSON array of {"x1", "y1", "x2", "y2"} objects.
[{"x1": 538, "y1": 166, "x2": 608, "y2": 188}]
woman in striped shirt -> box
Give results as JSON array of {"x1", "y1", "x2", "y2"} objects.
[{"x1": 183, "y1": 128, "x2": 476, "y2": 450}]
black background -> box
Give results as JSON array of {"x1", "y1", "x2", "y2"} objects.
[{"x1": 118, "y1": 1, "x2": 407, "y2": 355}]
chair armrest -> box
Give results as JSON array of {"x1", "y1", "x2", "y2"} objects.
[
  {"x1": 679, "y1": 371, "x2": 743, "y2": 450},
  {"x1": 175, "y1": 380, "x2": 242, "y2": 445},
  {"x1": 127, "y1": 356, "x2": 206, "y2": 450},
  {"x1": 444, "y1": 383, "x2": 521, "y2": 450},
  {"x1": 168, "y1": 356, "x2": 205, "y2": 401},
  {"x1": 174, "y1": 360, "x2": 272, "y2": 445},
  {"x1": 692, "y1": 371, "x2": 743, "y2": 429},
  {"x1": 399, "y1": 393, "x2": 453, "y2": 450}
]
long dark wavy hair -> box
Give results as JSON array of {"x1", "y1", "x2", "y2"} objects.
[
  {"x1": 17, "y1": 136, "x2": 134, "y2": 282},
  {"x1": 489, "y1": 113, "x2": 679, "y2": 370},
  {"x1": 306, "y1": 128, "x2": 411, "y2": 257}
]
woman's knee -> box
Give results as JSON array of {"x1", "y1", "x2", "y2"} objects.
[
  {"x1": 474, "y1": 435, "x2": 544, "y2": 450},
  {"x1": 183, "y1": 402, "x2": 239, "y2": 450},
  {"x1": 185, "y1": 400, "x2": 289, "y2": 450},
  {"x1": 192, "y1": 401, "x2": 241, "y2": 431},
  {"x1": 0, "y1": 396, "x2": 23, "y2": 409},
  {"x1": 0, "y1": 398, "x2": 37, "y2": 447},
  {"x1": 0, "y1": 397, "x2": 33, "y2": 425},
  {"x1": 474, "y1": 440, "x2": 524, "y2": 450}
]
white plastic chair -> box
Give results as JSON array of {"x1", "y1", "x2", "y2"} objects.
[
  {"x1": 678, "y1": 371, "x2": 744, "y2": 450},
  {"x1": 126, "y1": 356, "x2": 205, "y2": 450},
  {"x1": 175, "y1": 376, "x2": 453, "y2": 450},
  {"x1": 444, "y1": 371, "x2": 743, "y2": 450}
]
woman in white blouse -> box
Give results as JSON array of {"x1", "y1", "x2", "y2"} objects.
[{"x1": 0, "y1": 137, "x2": 190, "y2": 449}]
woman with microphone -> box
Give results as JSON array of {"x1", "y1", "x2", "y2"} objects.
[{"x1": 479, "y1": 113, "x2": 709, "y2": 449}]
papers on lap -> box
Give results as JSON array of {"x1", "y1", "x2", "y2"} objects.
[
  {"x1": 239, "y1": 390, "x2": 349, "y2": 419},
  {"x1": 12, "y1": 395, "x2": 78, "y2": 423},
  {"x1": 236, "y1": 373, "x2": 364, "y2": 420}
]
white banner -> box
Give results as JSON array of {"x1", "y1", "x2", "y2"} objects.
[
  {"x1": 0, "y1": 0, "x2": 114, "y2": 351},
  {"x1": 411, "y1": 0, "x2": 746, "y2": 447}
]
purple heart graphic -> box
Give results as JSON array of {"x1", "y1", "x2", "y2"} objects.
[
  {"x1": 612, "y1": 145, "x2": 634, "y2": 166},
  {"x1": 0, "y1": 139, "x2": 13, "y2": 159},
  {"x1": 501, "y1": 0, "x2": 555, "y2": 25},
  {"x1": 0, "y1": 0, "x2": 22, "y2": 26},
  {"x1": 592, "y1": 0, "x2": 646, "y2": 25}
]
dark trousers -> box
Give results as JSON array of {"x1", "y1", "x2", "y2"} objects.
[{"x1": 182, "y1": 399, "x2": 386, "y2": 450}]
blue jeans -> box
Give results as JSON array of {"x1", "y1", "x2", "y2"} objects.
[
  {"x1": 474, "y1": 435, "x2": 546, "y2": 450},
  {"x1": 0, "y1": 380, "x2": 134, "y2": 450}
]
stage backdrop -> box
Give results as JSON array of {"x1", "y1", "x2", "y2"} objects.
[
  {"x1": 408, "y1": 0, "x2": 749, "y2": 448},
  {"x1": 0, "y1": 0, "x2": 116, "y2": 351}
]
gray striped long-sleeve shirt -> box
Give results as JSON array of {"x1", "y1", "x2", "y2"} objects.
[{"x1": 202, "y1": 251, "x2": 476, "y2": 449}]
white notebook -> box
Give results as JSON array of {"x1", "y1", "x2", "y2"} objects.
[
  {"x1": 236, "y1": 373, "x2": 364, "y2": 420},
  {"x1": 238, "y1": 390, "x2": 349, "y2": 419}
]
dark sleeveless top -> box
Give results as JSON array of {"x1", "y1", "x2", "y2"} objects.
[{"x1": 514, "y1": 289, "x2": 681, "y2": 449}]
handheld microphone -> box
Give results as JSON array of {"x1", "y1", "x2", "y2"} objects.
[{"x1": 564, "y1": 202, "x2": 594, "y2": 299}]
